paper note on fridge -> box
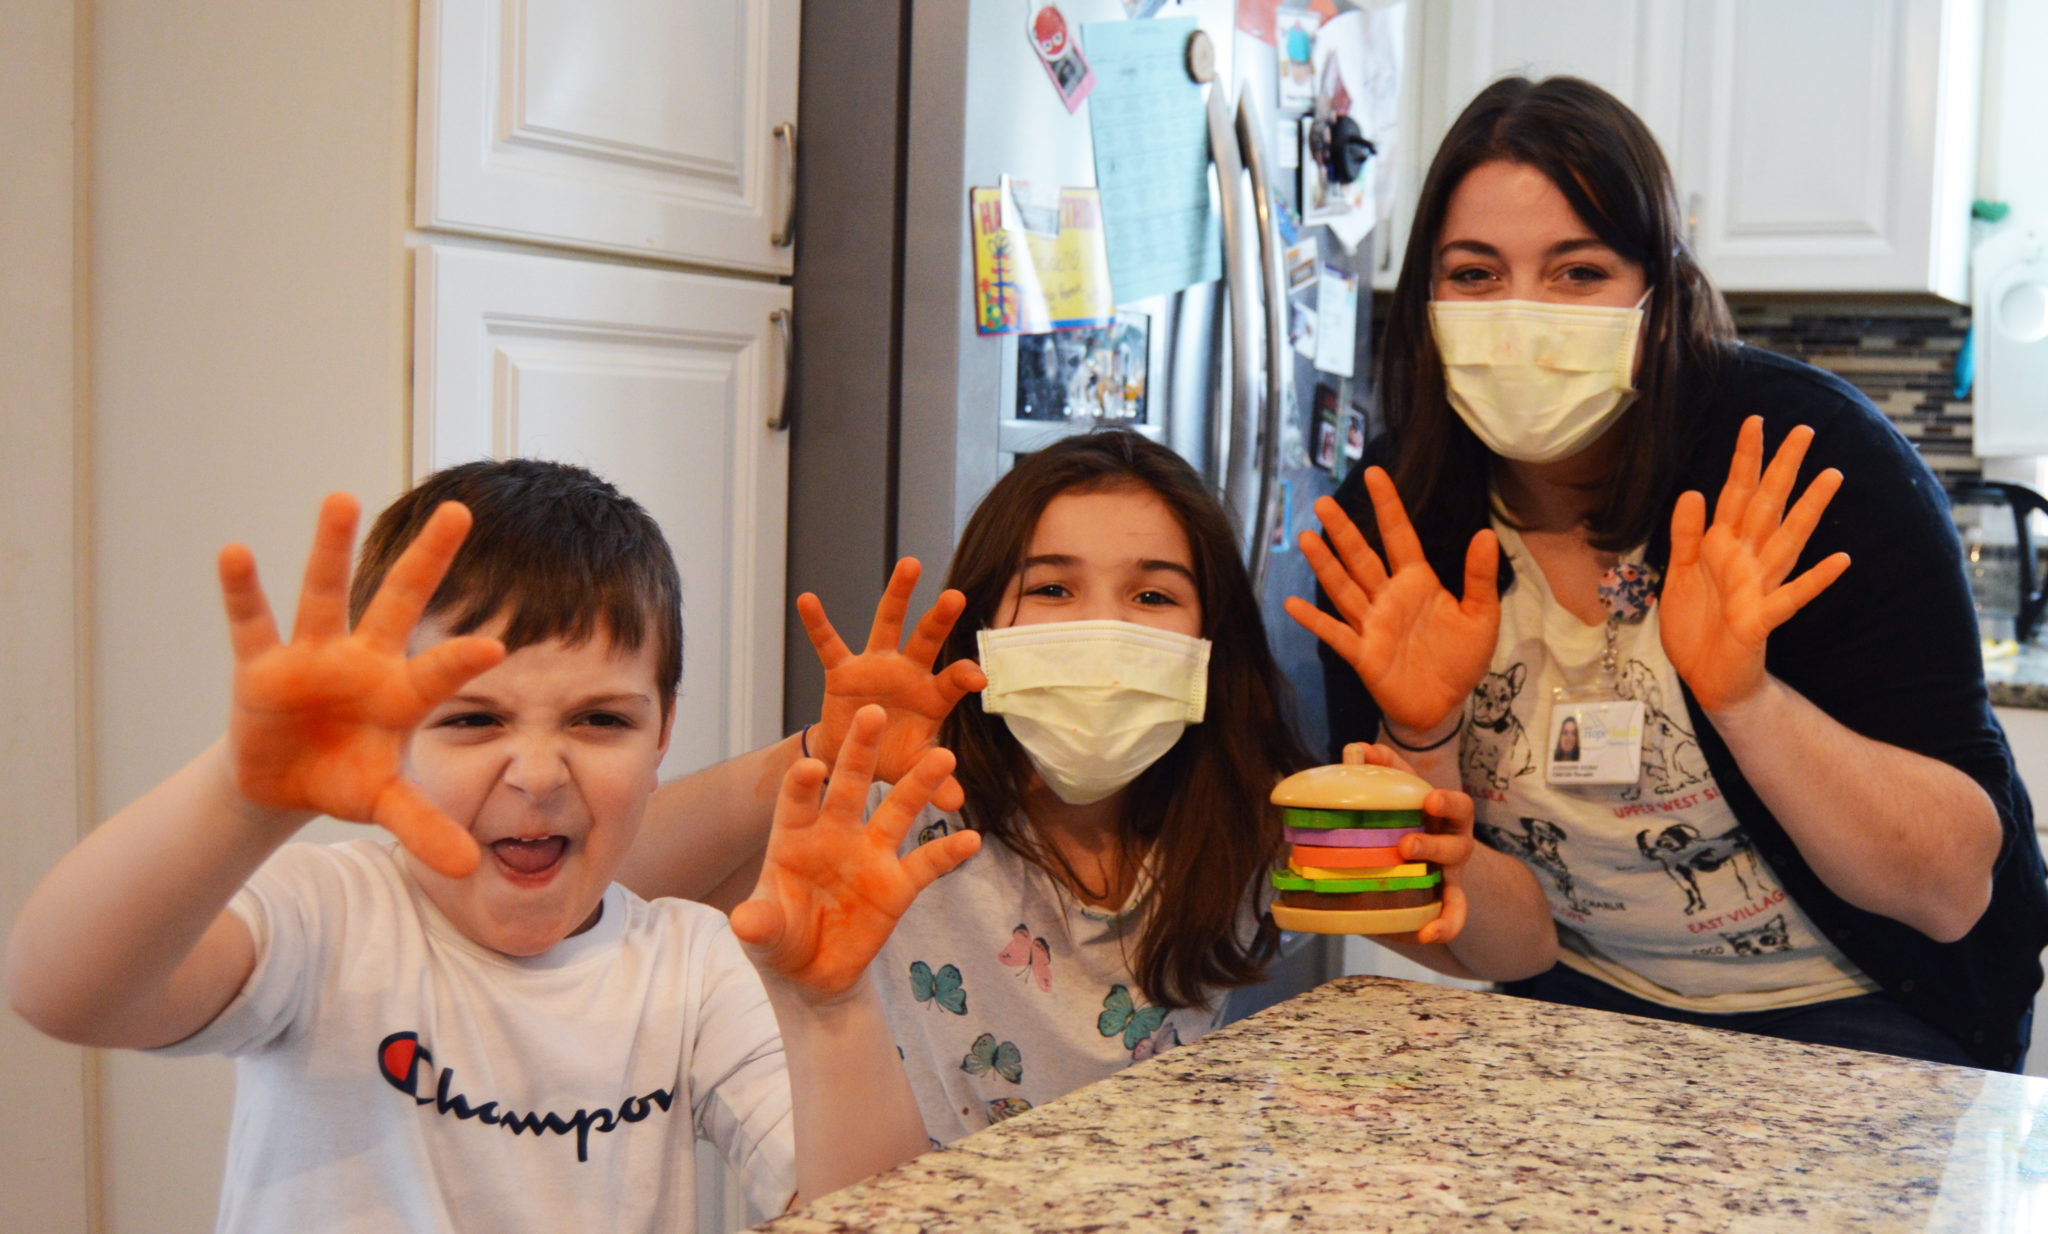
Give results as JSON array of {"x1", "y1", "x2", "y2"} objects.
[
  {"x1": 1314, "y1": 266, "x2": 1357, "y2": 377},
  {"x1": 970, "y1": 179, "x2": 1115, "y2": 336},
  {"x1": 1082, "y1": 17, "x2": 1223, "y2": 304}
]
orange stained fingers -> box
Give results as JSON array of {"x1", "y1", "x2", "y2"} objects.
[
  {"x1": 290, "y1": 493, "x2": 362, "y2": 643},
  {"x1": 355, "y1": 502, "x2": 474, "y2": 651}
]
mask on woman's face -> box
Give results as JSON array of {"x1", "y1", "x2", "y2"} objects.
[
  {"x1": 1428, "y1": 293, "x2": 1649, "y2": 463},
  {"x1": 977, "y1": 620, "x2": 1210, "y2": 804}
]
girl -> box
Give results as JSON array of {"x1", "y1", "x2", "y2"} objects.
[
  {"x1": 620, "y1": 431, "x2": 1501, "y2": 1142},
  {"x1": 1293, "y1": 75, "x2": 2048, "y2": 1071}
]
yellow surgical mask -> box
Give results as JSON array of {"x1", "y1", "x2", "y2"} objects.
[{"x1": 1429, "y1": 294, "x2": 1648, "y2": 463}]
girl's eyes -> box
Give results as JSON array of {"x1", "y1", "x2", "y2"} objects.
[
  {"x1": 1134, "y1": 589, "x2": 1180, "y2": 607},
  {"x1": 1024, "y1": 581, "x2": 1072, "y2": 599}
]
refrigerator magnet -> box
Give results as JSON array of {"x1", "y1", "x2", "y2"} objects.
[
  {"x1": 1029, "y1": 6, "x2": 1097, "y2": 113},
  {"x1": 1291, "y1": 303, "x2": 1319, "y2": 359}
]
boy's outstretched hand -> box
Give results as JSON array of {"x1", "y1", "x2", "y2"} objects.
[
  {"x1": 799, "y1": 558, "x2": 987, "y2": 813},
  {"x1": 732, "y1": 704, "x2": 981, "y2": 999},
  {"x1": 220, "y1": 493, "x2": 505, "y2": 878}
]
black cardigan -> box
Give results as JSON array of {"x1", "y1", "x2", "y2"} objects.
[{"x1": 1322, "y1": 345, "x2": 2048, "y2": 1072}]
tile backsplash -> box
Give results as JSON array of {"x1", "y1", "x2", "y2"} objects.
[{"x1": 1729, "y1": 296, "x2": 1975, "y2": 480}]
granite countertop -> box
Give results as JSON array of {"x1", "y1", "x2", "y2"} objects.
[
  {"x1": 1986, "y1": 639, "x2": 2048, "y2": 709},
  {"x1": 758, "y1": 976, "x2": 2048, "y2": 1233}
]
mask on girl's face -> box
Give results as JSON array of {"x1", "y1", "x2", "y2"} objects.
[
  {"x1": 1428, "y1": 293, "x2": 1649, "y2": 463},
  {"x1": 977, "y1": 620, "x2": 1211, "y2": 805}
]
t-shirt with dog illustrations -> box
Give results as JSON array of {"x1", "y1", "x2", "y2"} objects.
[
  {"x1": 1462, "y1": 521, "x2": 1878, "y2": 1013},
  {"x1": 865, "y1": 785, "x2": 1232, "y2": 1145},
  {"x1": 152, "y1": 838, "x2": 795, "y2": 1233}
]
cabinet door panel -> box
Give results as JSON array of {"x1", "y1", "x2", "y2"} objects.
[
  {"x1": 416, "y1": 243, "x2": 791, "y2": 775},
  {"x1": 420, "y1": 0, "x2": 797, "y2": 273}
]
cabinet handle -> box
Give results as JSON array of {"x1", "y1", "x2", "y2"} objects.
[
  {"x1": 772, "y1": 122, "x2": 798, "y2": 249},
  {"x1": 767, "y1": 308, "x2": 794, "y2": 431},
  {"x1": 1686, "y1": 192, "x2": 1701, "y2": 252}
]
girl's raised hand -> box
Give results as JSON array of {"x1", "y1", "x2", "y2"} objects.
[
  {"x1": 1284, "y1": 472, "x2": 1502, "y2": 733},
  {"x1": 220, "y1": 494, "x2": 505, "y2": 878},
  {"x1": 1661, "y1": 417, "x2": 1850, "y2": 714},
  {"x1": 1340, "y1": 742, "x2": 1474, "y2": 946},
  {"x1": 731, "y1": 705, "x2": 982, "y2": 997},
  {"x1": 800, "y1": 558, "x2": 987, "y2": 811}
]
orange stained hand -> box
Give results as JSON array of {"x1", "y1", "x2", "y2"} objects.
[
  {"x1": 1661, "y1": 417, "x2": 1851, "y2": 714},
  {"x1": 1341, "y1": 741, "x2": 1474, "y2": 946},
  {"x1": 800, "y1": 558, "x2": 987, "y2": 812},
  {"x1": 731, "y1": 705, "x2": 982, "y2": 996},
  {"x1": 1284, "y1": 472, "x2": 1502, "y2": 732},
  {"x1": 219, "y1": 493, "x2": 506, "y2": 878}
]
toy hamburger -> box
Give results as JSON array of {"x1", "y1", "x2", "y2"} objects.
[{"x1": 1270, "y1": 761, "x2": 1442, "y2": 934}]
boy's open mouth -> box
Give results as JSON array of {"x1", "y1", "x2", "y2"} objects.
[{"x1": 491, "y1": 835, "x2": 569, "y2": 878}]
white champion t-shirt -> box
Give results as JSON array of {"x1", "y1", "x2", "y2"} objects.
[
  {"x1": 155, "y1": 839, "x2": 796, "y2": 1233},
  {"x1": 869, "y1": 787, "x2": 1234, "y2": 1145},
  {"x1": 1461, "y1": 523, "x2": 1877, "y2": 1013}
]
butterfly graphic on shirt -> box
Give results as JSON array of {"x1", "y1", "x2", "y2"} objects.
[
  {"x1": 996, "y1": 923, "x2": 1053, "y2": 992},
  {"x1": 909, "y1": 960, "x2": 967, "y2": 1014},
  {"x1": 1130, "y1": 1021, "x2": 1181, "y2": 1063},
  {"x1": 1097, "y1": 984, "x2": 1167, "y2": 1050},
  {"x1": 961, "y1": 1032, "x2": 1024, "y2": 1084},
  {"x1": 985, "y1": 1097, "x2": 1033, "y2": 1123}
]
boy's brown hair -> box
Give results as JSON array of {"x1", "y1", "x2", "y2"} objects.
[{"x1": 348, "y1": 459, "x2": 683, "y2": 718}]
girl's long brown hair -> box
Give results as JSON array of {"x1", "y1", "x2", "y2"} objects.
[
  {"x1": 1379, "y1": 75, "x2": 1737, "y2": 553},
  {"x1": 939, "y1": 430, "x2": 1312, "y2": 1010}
]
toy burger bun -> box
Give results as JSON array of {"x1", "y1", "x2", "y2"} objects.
[{"x1": 1270, "y1": 762, "x2": 1443, "y2": 935}]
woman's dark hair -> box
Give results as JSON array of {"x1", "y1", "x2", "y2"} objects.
[
  {"x1": 938, "y1": 430, "x2": 1313, "y2": 1010},
  {"x1": 1379, "y1": 75, "x2": 1737, "y2": 551}
]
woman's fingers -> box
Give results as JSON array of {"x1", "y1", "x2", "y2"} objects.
[
  {"x1": 219, "y1": 543, "x2": 282, "y2": 663},
  {"x1": 1668, "y1": 491, "x2": 1708, "y2": 571},
  {"x1": 1740, "y1": 424, "x2": 1815, "y2": 547},
  {"x1": 1297, "y1": 530, "x2": 1374, "y2": 630},
  {"x1": 1459, "y1": 528, "x2": 1501, "y2": 616},
  {"x1": 1409, "y1": 789, "x2": 1473, "y2": 945},
  {"x1": 1757, "y1": 468, "x2": 1843, "y2": 584},
  {"x1": 864, "y1": 558, "x2": 921, "y2": 654},
  {"x1": 900, "y1": 584, "x2": 963, "y2": 669},
  {"x1": 1759, "y1": 552, "x2": 1851, "y2": 630},
  {"x1": 1282, "y1": 595, "x2": 1363, "y2": 665},
  {"x1": 1711, "y1": 416, "x2": 1765, "y2": 531},
  {"x1": 372, "y1": 778, "x2": 481, "y2": 878},
  {"x1": 1313, "y1": 496, "x2": 1391, "y2": 599},
  {"x1": 797, "y1": 592, "x2": 852, "y2": 670},
  {"x1": 356, "y1": 502, "x2": 473, "y2": 652},
  {"x1": 408, "y1": 635, "x2": 508, "y2": 706},
  {"x1": 290, "y1": 493, "x2": 362, "y2": 643},
  {"x1": 1363, "y1": 468, "x2": 1429, "y2": 572}
]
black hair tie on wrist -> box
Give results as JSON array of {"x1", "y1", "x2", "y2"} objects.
[{"x1": 1381, "y1": 714, "x2": 1464, "y2": 753}]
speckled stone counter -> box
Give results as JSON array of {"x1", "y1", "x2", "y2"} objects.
[
  {"x1": 1986, "y1": 640, "x2": 2048, "y2": 709},
  {"x1": 758, "y1": 976, "x2": 2048, "y2": 1233}
]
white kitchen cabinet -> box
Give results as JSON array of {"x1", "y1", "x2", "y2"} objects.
[
  {"x1": 418, "y1": 0, "x2": 799, "y2": 273},
  {"x1": 416, "y1": 241, "x2": 793, "y2": 779},
  {"x1": 1379, "y1": 0, "x2": 1980, "y2": 300},
  {"x1": 1675, "y1": 0, "x2": 1980, "y2": 300}
]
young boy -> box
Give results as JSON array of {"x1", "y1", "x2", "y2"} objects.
[{"x1": 4, "y1": 459, "x2": 979, "y2": 1231}]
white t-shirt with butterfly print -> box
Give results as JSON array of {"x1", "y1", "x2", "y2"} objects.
[{"x1": 868, "y1": 786, "x2": 1231, "y2": 1145}]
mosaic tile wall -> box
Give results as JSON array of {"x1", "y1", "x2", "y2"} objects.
[{"x1": 1728, "y1": 296, "x2": 1976, "y2": 480}]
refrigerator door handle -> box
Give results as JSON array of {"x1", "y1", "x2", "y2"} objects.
[
  {"x1": 1236, "y1": 90, "x2": 1288, "y2": 592},
  {"x1": 1206, "y1": 80, "x2": 1258, "y2": 535}
]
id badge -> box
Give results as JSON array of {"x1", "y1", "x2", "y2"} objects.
[{"x1": 1546, "y1": 687, "x2": 1643, "y2": 786}]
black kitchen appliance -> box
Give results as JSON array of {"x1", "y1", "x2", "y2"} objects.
[{"x1": 1946, "y1": 480, "x2": 2048, "y2": 642}]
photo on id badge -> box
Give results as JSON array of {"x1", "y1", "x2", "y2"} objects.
[{"x1": 1546, "y1": 695, "x2": 1643, "y2": 786}]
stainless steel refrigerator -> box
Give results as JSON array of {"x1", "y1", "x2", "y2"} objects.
[{"x1": 786, "y1": 0, "x2": 1380, "y2": 769}]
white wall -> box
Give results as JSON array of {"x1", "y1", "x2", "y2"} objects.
[
  {"x1": 1, "y1": 2, "x2": 418, "y2": 1229},
  {"x1": 1, "y1": 1, "x2": 93, "y2": 1229}
]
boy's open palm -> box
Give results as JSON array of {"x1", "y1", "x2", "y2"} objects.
[
  {"x1": 732, "y1": 705, "x2": 981, "y2": 998},
  {"x1": 1285, "y1": 474, "x2": 1502, "y2": 733},
  {"x1": 1661, "y1": 417, "x2": 1850, "y2": 714},
  {"x1": 220, "y1": 494, "x2": 505, "y2": 878},
  {"x1": 800, "y1": 558, "x2": 986, "y2": 812}
]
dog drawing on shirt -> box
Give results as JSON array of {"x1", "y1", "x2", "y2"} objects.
[
  {"x1": 1462, "y1": 663, "x2": 1535, "y2": 791},
  {"x1": 1635, "y1": 822, "x2": 1772, "y2": 915},
  {"x1": 1477, "y1": 816, "x2": 1618, "y2": 915},
  {"x1": 1614, "y1": 660, "x2": 1709, "y2": 801}
]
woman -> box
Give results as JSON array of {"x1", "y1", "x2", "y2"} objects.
[{"x1": 1292, "y1": 75, "x2": 2048, "y2": 1071}]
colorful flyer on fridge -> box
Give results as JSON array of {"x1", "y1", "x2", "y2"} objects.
[{"x1": 969, "y1": 180, "x2": 1115, "y2": 336}]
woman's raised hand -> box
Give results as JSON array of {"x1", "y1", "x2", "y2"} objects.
[
  {"x1": 1661, "y1": 416, "x2": 1850, "y2": 714},
  {"x1": 1284, "y1": 470, "x2": 1501, "y2": 733},
  {"x1": 800, "y1": 559, "x2": 986, "y2": 811},
  {"x1": 731, "y1": 705, "x2": 982, "y2": 997},
  {"x1": 219, "y1": 494, "x2": 506, "y2": 878}
]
